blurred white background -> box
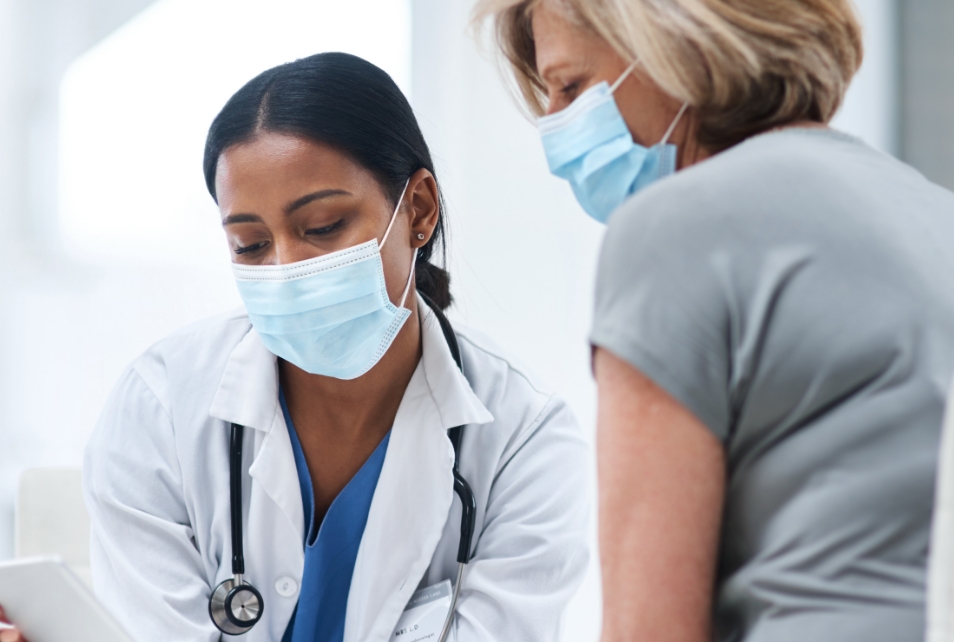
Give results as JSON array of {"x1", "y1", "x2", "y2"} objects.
[{"x1": 0, "y1": 0, "x2": 911, "y2": 639}]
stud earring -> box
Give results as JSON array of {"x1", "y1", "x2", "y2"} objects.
[{"x1": 416, "y1": 233, "x2": 425, "y2": 240}]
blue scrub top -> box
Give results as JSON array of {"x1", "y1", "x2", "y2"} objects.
[{"x1": 279, "y1": 391, "x2": 390, "y2": 642}]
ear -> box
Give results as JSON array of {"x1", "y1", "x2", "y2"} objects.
[{"x1": 405, "y1": 168, "x2": 440, "y2": 248}]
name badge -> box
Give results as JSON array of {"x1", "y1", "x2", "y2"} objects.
[{"x1": 390, "y1": 579, "x2": 452, "y2": 642}]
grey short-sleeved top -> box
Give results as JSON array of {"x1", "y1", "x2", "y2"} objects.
[{"x1": 591, "y1": 129, "x2": 954, "y2": 642}]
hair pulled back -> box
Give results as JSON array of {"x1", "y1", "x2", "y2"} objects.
[{"x1": 203, "y1": 52, "x2": 452, "y2": 309}]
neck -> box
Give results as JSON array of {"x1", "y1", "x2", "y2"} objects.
[
  {"x1": 279, "y1": 297, "x2": 423, "y2": 445},
  {"x1": 675, "y1": 108, "x2": 714, "y2": 170}
]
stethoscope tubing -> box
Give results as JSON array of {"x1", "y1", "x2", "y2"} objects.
[
  {"x1": 438, "y1": 562, "x2": 466, "y2": 642},
  {"x1": 229, "y1": 424, "x2": 246, "y2": 577}
]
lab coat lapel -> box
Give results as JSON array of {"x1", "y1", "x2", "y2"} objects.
[
  {"x1": 209, "y1": 323, "x2": 280, "y2": 434},
  {"x1": 245, "y1": 408, "x2": 305, "y2": 642},
  {"x1": 208, "y1": 322, "x2": 305, "y2": 563},
  {"x1": 343, "y1": 304, "x2": 493, "y2": 642}
]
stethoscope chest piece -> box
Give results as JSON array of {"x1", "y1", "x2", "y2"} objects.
[{"x1": 210, "y1": 576, "x2": 264, "y2": 635}]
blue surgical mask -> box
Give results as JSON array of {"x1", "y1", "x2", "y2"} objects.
[
  {"x1": 537, "y1": 62, "x2": 689, "y2": 223},
  {"x1": 232, "y1": 182, "x2": 416, "y2": 380}
]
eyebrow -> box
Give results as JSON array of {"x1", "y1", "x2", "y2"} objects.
[
  {"x1": 539, "y1": 59, "x2": 591, "y2": 85},
  {"x1": 220, "y1": 189, "x2": 352, "y2": 227},
  {"x1": 221, "y1": 213, "x2": 262, "y2": 227},
  {"x1": 537, "y1": 60, "x2": 573, "y2": 83},
  {"x1": 284, "y1": 188, "x2": 352, "y2": 215}
]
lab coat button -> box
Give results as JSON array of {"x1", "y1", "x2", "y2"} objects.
[{"x1": 275, "y1": 577, "x2": 298, "y2": 597}]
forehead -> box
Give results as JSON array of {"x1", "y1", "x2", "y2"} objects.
[
  {"x1": 531, "y1": 3, "x2": 605, "y2": 78},
  {"x1": 216, "y1": 133, "x2": 361, "y2": 186},
  {"x1": 214, "y1": 132, "x2": 379, "y2": 206}
]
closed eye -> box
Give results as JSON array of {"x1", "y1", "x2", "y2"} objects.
[
  {"x1": 234, "y1": 240, "x2": 269, "y2": 255},
  {"x1": 557, "y1": 78, "x2": 589, "y2": 106},
  {"x1": 560, "y1": 81, "x2": 580, "y2": 96},
  {"x1": 305, "y1": 219, "x2": 345, "y2": 237}
]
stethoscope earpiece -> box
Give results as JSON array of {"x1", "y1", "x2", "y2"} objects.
[{"x1": 210, "y1": 576, "x2": 264, "y2": 635}]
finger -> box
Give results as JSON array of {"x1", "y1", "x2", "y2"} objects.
[
  {"x1": 0, "y1": 604, "x2": 5, "y2": 621},
  {"x1": 0, "y1": 628, "x2": 20, "y2": 642}
]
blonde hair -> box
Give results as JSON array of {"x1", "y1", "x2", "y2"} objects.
[{"x1": 473, "y1": 0, "x2": 864, "y2": 149}]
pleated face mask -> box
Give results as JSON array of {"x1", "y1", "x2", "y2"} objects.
[
  {"x1": 537, "y1": 61, "x2": 688, "y2": 224},
  {"x1": 233, "y1": 182, "x2": 416, "y2": 380}
]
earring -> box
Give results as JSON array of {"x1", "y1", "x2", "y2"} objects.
[{"x1": 416, "y1": 233, "x2": 425, "y2": 240}]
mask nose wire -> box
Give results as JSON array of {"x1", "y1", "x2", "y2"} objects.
[{"x1": 379, "y1": 178, "x2": 412, "y2": 250}]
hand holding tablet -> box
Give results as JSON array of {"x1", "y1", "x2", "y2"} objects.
[{"x1": 0, "y1": 606, "x2": 25, "y2": 642}]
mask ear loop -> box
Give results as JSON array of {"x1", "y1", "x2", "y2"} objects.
[
  {"x1": 608, "y1": 58, "x2": 690, "y2": 149},
  {"x1": 609, "y1": 59, "x2": 640, "y2": 94},
  {"x1": 660, "y1": 102, "x2": 690, "y2": 147},
  {"x1": 380, "y1": 178, "x2": 412, "y2": 250},
  {"x1": 398, "y1": 249, "x2": 417, "y2": 309},
  {"x1": 377, "y1": 177, "x2": 417, "y2": 309}
]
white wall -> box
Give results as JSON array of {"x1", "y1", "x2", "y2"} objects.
[{"x1": 831, "y1": 0, "x2": 899, "y2": 154}]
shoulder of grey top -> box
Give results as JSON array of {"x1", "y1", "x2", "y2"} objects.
[{"x1": 608, "y1": 126, "x2": 905, "y2": 232}]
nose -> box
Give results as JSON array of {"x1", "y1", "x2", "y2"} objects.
[{"x1": 271, "y1": 234, "x2": 320, "y2": 266}]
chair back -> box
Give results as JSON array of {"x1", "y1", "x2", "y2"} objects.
[{"x1": 15, "y1": 467, "x2": 91, "y2": 586}]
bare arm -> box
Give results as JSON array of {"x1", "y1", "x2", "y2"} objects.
[{"x1": 595, "y1": 348, "x2": 726, "y2": 642}]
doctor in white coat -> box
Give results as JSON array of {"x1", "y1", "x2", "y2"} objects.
[{"x1": 73, "y1": 53, "x2": 589, "y2": 642}]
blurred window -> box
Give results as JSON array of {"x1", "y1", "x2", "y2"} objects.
[{"x1": 58, "y1": 0, "x2": 411, "y2": 266}]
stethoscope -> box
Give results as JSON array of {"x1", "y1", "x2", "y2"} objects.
[{"x1": 209, "y1": 296, "x2": 477, "y2": 642}]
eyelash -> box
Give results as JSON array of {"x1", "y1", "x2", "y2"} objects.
[
  {"x1": 233, "y1": 220, "x2": 344, "y2": 255},
  {"x1": 560, "y1": 82, "x2": 580, "y2": 96},
  {"x1": 305, "y1": 219, "x2": 344, "y2": 237},
  {"x1": 234, "y1": 241, "x2": 267, "y2": 255}
]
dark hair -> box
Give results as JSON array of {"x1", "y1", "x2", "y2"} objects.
[{"x1": 203, "y1": 52, "x2": 451, "y2": 309}]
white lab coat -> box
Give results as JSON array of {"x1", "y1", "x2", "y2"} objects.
[{"x1": 83, "y1": 299, "x2": 590, "y2": 642}]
